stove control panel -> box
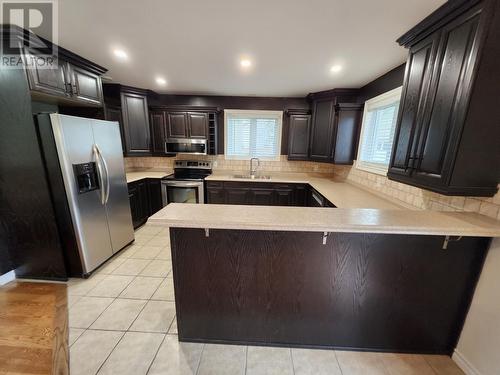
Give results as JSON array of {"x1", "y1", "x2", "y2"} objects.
[{"x1": 174, "y1": 160, "x2": 212, "y2": 169}]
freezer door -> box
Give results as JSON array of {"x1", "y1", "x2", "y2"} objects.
[
  {"x1": 92, "y1": 119, "x2": 134, "y2": 253},
  {"x1": 50, "y1": 114, "x2": 113, "y2": 273}
]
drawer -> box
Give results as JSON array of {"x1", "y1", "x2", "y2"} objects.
[{"x1": 206, "y1": 181, "x2": 224, "y2": 189}]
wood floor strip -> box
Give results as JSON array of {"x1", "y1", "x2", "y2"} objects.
[{"x1": 0, "y1": 282, "x2": 69, "y2": 375}]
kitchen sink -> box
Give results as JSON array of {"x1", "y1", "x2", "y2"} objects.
[{"x1": 233, "y1": 174, "x2": 272, "y2": 180}]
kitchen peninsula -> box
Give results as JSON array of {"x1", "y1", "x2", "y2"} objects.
[{"x1": 148, "y1": 177, "x2": 500, "y2": 354}]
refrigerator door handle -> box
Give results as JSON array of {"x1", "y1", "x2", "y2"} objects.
[
  {"x1": 94, "y1": 144, "x2": 111, "y2": 204},
  {"x1": 93, "y1": 144, "x2": 107, "y2": 205}
]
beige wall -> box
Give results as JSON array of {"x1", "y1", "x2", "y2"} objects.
[{"x1": 452, "y1": 238, "x2": 500, "y2": 375}]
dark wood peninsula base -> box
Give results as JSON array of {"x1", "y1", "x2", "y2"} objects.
[{"x1": 169, "y1": 228, "x2": 490, "y2": 354}]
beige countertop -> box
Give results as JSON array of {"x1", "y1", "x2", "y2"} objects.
[
  {"x1": 206, "y1": 172, "x2": 402, "y2": 209},
  {"x1": 126, "y1": 169, "x2": 173, "y2": 183},
  {"x1": 148, "y1": 203, "x2": 500, "y2": 237}
]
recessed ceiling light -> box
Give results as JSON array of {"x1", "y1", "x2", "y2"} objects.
[
  {"x1": 113, "y1": 49, "x2": 128, "y2": 61},
  {"x1": 330, "y1": 65, "x2": 342, "y2": 73},
  {"x1": 240, "y1": 59, "x2": 252, "y2": 68},
  {"x1": 155, "y1": 77, "x2": 167, "y2": 86}
]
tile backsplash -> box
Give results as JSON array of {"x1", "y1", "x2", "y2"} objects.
[
  {"x1": 125, "y1": 155, "x2": 337, "y2": 174},
  {"x1": 125, "y1": 156, "x2": 500, "y2": 220},
  {"x1": 334, "y1": 165, "x2": 500, "y2": 220}
]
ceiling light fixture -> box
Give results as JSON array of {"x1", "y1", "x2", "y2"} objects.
[
  {"x1": 240, "y1": 59, "x2": 252, "y2": 68},
  {"x1": 155, "y1": 77, "x2": 167, "y2": 86},
  {"x1": 113, "y1": 49, "x2": 128, "y2": 60},
  {"x1": 330, "y1": 65, "x2": 342, "y2": 73}
]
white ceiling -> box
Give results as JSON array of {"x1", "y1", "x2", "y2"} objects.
[{"x1": 57, "y1": 0, "x2": 446, "y2": 97}]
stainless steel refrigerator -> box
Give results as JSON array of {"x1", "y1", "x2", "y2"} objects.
[{"x1": 36, "y1": 113, "x2": 134, "y2": 276}]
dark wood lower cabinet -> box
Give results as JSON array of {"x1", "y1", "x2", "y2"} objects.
[
  {"x1": 128, "y1": 178, "x2": 163, "y2": 229},
  {"x1": 147, "y1": 179, "x2": 163, "y2": 215},
  {"x1": 206, "y1": 181, "x2": 333, "y2": 207},
  {"x1": 170, "y1": 228, "x2": 490, "y2": 353}
]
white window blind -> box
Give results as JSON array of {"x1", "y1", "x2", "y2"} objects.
[
  {"x1": 224, "y1": 110, "x2": 282, "y2": 160},
  {"x1": 356, "y1": 87, "x2": 402, "y2": 175}
]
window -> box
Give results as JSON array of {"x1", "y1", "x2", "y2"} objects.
[
  {"x1": 224, "y1": 110, "x2": 282, "y2": 160},
  {"x1": 356, "y1": 86, "x2": 402, "y2": 175}
]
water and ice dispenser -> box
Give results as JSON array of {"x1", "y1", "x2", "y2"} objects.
[{"x1": 73, "y1": 162, "x2": 99, "y2": 194}]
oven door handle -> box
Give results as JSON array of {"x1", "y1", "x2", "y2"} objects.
[{"x1": 163, "y1": 181, "x2": 203, "y2": 188}]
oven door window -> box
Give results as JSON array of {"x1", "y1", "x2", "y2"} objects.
[{"x1": 167, "y1": 186, "x2": 199, "y2": 204}]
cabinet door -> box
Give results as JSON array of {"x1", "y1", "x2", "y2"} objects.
[
  {"x1": 389, "y1": 33, "x2": 439, "y2": 177},
  {"x1": 166, "y1": 112, "x2": 188, "y2": 138},
  {"x1": 148, "y1": 179, "x2": 163, "y2": 215},
  {"x1": 332, "y1": 105, "x2": 363, "y2": 164},
  {"x1": 275, "y1": 188, "x2": 294, "y2": 206},
  {"x1": 24, "y1": 51, "x2": 70, "y2": 98},
  {"x1": 121, "y1": 92, "x2": 151, "y2": 155},
  {"x1": 188, "y1": 112, "x2": 208, "y2": 139},
  {"x1": 69, "y1": 64, "x2": 103, "y2": 105},
  {"x1": 150, "y1": 111, "x2": 166, "y2": 154},
  {"x1": 207, "y1": 188, "x2": 227, "y2": 204},
  {"x1": 288, "y1": 115, "x2": 311, "y2": 160},
  {"x1": 128, "y1": 183, "x2": 142, "y2": 228},
  {"x1": 105, "y1": 106, "x2": 125, "y2": 153},
  {"x1": 310, "y1": 99, "x2": 335, "y2": 160},
  {"x1": 136, "y1": 180, "x2": 150, "y2": 224},
  {"x1": 250, "y1": 188, "x2": 275, "y2": 206},
  {"x1": 226, "y1": 188, "x2": 250, "y2": 205},
  {"x1": 412, "y1": 10, "x2": 482, "y2": 186},
  {"x1": 294, "y1": 185, "x2": 308, "y2": 206}
]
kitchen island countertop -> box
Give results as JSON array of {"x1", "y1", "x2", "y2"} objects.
[{"x1": 149, "y1": 203, "x2": 500, "y2": 237}]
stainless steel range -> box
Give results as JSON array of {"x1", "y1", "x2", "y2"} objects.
[{"x1": 161, "y1": 160, "x2": 212, "y2": 205}]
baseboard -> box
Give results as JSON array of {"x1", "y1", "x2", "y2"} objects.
[
  {"x1": 0, "y1": 270, "x2": 16, "y2": 286},
  {"x1": 453, "y1": 349, "x2": 482, "y2": 375}
]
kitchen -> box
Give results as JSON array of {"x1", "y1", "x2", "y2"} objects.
[{"x1": 1, "y1": 0, "x2": 500, "y2": 374}]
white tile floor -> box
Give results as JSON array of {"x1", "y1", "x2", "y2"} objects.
[{"x1": 68, "y1": 224, "x2": 464, "y2": 375}]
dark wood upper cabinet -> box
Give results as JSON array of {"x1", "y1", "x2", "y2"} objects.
[
  {"x1": 166, "y1": 112, "x2": 189, "y2": 138},
  {"x1": 149, "y1": 110, "x2": 167, "y2": 154},
  {"x1": 187, "y1": 112, "x2": 208, "y2": 138},
  {"x1": 389, "y1": 33, "x2": 439, "y2": 176},
  {"x1": 20, "y1": 32, "x2": 106, "y2": 106},
  {"x1": 303, "y1": 89, "x2": 360, "y2": 164},
  {"x1": 104, "y1": 105, "x2": 125, "y2": 152},
  {"x1": 166, "y1": 111, "x2": 208, "y2": 139},
  {"x1": 121, "y1": 90, "x2": 151, "y2": 155},
  {"x1": 24, "y1": 50, "x2": 70, "y2": 98},
  {"x1": 309, "y1": 99, "x2": 335, "y2": 161},
  {"x1": 287, "y1": 112, "x2": 311, "y2": 160},
  {"x1": 332, "y1": 103, "x2": 363, "y2": 164},
  {"x1": 68, "y1": 64, "x2": 103, "y2": 105},
  {"x1": 388, "y1": 0, "x2": 500, "y2": 196}
]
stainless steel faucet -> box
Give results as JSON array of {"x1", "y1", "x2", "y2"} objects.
[{"x1": 250, "y1": 157, "x2": 260, "y2": 177}]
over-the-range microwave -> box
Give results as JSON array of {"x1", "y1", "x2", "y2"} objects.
[{"x1": 164, "y1": 138, "x2": 207, "y2": 155}]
